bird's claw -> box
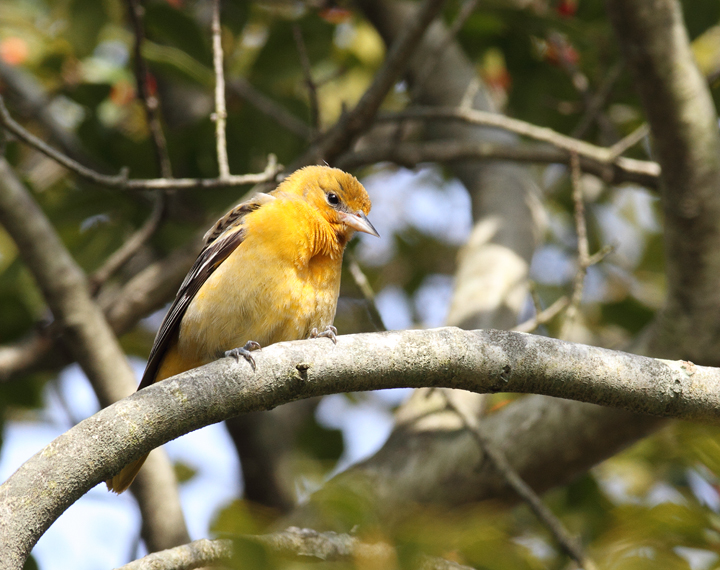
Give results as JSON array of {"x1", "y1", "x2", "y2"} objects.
[
  {"x1": 225, "y1": 340, "x2": 262, "y2": 371},
  {"x1": 310, "y1": 325, "x2": 337, "y2": 344}
]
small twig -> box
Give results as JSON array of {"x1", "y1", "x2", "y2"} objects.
[
  {"x1": 442, "y1": 393, "x2": 597, "y2": 570},
  {"x1": 315, "y1": 65, "x2": 349, "y2": 88},
  {"x1": 0, "y1": 95, "x2": 129, "y2": 185},
  {"x1": 211, "y1": 0, "x2": 230, "y2": 180},
  {"x1": 377, "y1": 106, "x2": 628, "y2": 166},
  {"x1": 608, "y1": 123, "x2": 650, "y2": 159},
  {"x1": 293, "y1": 25, "x2": 320, "y2": 132},
  {"x1": 587, "y1": 244, "x2": 614, "y2": 267},
  {"x1": 229, "y1": 78, "x2": 311, "y2": 139},
  {"x1": 89, "y1": 192, "x2": 166, "y2": 293},
  {"x1": 514, "y1": 295, "x2": 570, "y2": 334},
  {"x1": 560, "y1": 152, "x2": 591, "y2": 339},
  {"x1": 572, "y1": 62, "x2": 623, "y2": 139},
  {"x1": 126, "y1": 0, "x2": 173, "y2": 179},
  {"x1": 337, "y1": 138, "x2": 659, "y2": 189},
  {"x1": 347, "y1": 253, "x2": 386, "y2": 331},
  {"x1": 0, "y1": 97, "x2": 281, "y2": 190}
]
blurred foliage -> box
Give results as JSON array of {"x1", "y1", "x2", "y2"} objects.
[{"x1": 2, "y1": 0, "x2": 720, "y2": 569}]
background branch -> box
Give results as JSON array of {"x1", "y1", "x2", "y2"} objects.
[
  {"x1": 211, "y1": 0, "x2": 230, "y2": 180},
  {"x1": 443, "y1": 392, "x2": 596, "y2": 570},
  {"x1": 126, "y1": 0, "x2": 173, "y2": 179},
  {"x1": 0, "y1": 96, "x2": 280, "y2": 190},
  {"x1": 338, "y1": 139, "x2": 659, "y2": 187},
  {"x1": 0, "y1": 158, "x2": 190, "y2": 554},
  {"x1": 293, "y1": 24, "x2": 320, "y2": 132}
]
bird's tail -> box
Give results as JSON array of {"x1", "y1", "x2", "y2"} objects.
[{"x1": 106, "y1": 454, "x2": 148, "y2": 494}]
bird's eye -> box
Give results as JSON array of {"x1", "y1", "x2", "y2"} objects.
[{"x1": 327, "y1": 193, "x2": 340, "y2": 206}]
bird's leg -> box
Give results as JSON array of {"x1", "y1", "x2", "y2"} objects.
[
  {"x1": 225, "y1": 340, "x2": 262, "y2": 371},
  {"x1": 310, "y1": 325, "x2": 337, "y2": 344}
]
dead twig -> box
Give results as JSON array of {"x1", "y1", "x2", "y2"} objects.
[
  {"x1": 88, "y1": 192, "x2": 166, "y2": 293},
  {"x1": 608, "y1": 123, "x2": 650, "y2": 159},
  {"x1": 126, "y1": 0, "x2": 173, "y2": 179},
  {"x1": 347, "y1": 252, "x2": 386, "y2": 331},
  {"x1": 0, "y1": 97, "x2": 281, "y2": 189},
  {"x1": 211, "y1": 0, "x2": 230, "y2": 180},
  {"x1": 412, "y1": 0, "x2": 480, "y2": 99},
  {"x1": 514, "y1": 295, "x2": 570, "y2": 334}
]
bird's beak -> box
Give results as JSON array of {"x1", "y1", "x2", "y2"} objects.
[{"x1": 339, "y1": 211, "x2": 380, "y2": 237}]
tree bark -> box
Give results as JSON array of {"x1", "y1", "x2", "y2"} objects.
[{"x1": 0, "y1": 327, "x2": 715, "y2": 568}]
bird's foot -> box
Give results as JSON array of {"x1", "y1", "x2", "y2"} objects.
[
  {"x1": 310, "y1": 325, "x2": 337, "y2": 344},
  {"x1": 225, "y1": 340, "x2": 262, "y2": 371}
]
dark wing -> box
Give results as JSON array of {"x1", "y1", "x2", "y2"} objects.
[
  {"x1": 202, "y1": 192, "x2": 275, "y2": 246},
  {"x1": 137, "y1": 193, "x2": 275, "y2": 390}
]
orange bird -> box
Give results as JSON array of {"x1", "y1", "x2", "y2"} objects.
[{"x1": 107, "y1": 165, "x2": 378, "y2": 493}]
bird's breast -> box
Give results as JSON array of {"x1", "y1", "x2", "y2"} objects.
[{"x1": 178, "y1": 242, "x2": 343, "y2": 363}]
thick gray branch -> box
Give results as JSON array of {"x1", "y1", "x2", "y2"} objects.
[
  {"x1": 0, "y1": 159, "x2": 189, "y2": 553},
  {"x1": 606, "y1": 0, "x2": 720, "y2": 363},
  {"x1": 0, "y1": 328, "x2": 717, "y2": 568}
]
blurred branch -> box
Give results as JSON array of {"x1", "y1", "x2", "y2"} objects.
[
  {"x1": 513, "y1": 295, "x2": 569, "y2": 333},
  {"x1": 301, "y1": 0, "x2": 447, "y2": 165},
  {"x1": 293, "y1": 24, "x2": 320, "y2": 132},
  {"x1": 608, "y1": 122, "x2": 650, "y2": 159},
  {"x1": 560, "y1": 155, "x2": 614, "y2": 338},
  {"x1": 572, "y1": 61, "x2": 624, "y2": 139},
  {"x1": 560, "y1": 153, "x2": 591, "y2": 338},
  {"x1": 347, "y1": 252, "x2": 386, "y2": 331},
  {"x1": 442, "y1": 392, "x2": 596, "y2": 570},
  {"x1": 0, "y1": 333, "x2": 53, "y2": 381},
  {"x1": 607, "y1": 0, "x2": 720, "y2": 363},
  {"x1": 547, "y1": 32, "x2": 616, "y2": 144},
  {"x1": 229, "y1": 78, "x2": 312, "y2": 139},
  {"x1": 88, "y1": 192, "x2": 166, "y2": 293},
  {"x1": 0, "y1": 61, "x2": 100, "y2": 168},
  {"x1": 0, "y1": 234, "x2": 201, "y2": 382},
  {"x1": 211, "y1": 0, "x2": 230, "y2": 180},
  {"x1": 2, "y1": 326, "x2": 717, "y2": 566},
  {"x1": 0, "y1": 95, "x2": 281, "y2": 190},
  {"x1": 375, "y1": 106, "x2": 660, "y2": 178},
  {"x1": 411, "y1": 0, "x2": 480, "y2": 99},
  {"x1": 126, "y1": 0, "x2": 173, "y2": 178},
  {"x1": 0, "y1": 158, "x2": 189, "y2": 553},
  {"x1": 117, "y1": 528, "x2": 474, "y2": 570},
  {"x1": 338, "y1": 138, "x2": 659, "y2": 188}
]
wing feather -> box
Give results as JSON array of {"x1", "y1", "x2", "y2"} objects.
[{"x1": 138, "y1": 193, "x2": 274, "y2": 390}]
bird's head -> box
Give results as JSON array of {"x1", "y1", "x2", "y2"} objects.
[{"x1": 278, "y1": 165, "x2": 379, "y2": 245}]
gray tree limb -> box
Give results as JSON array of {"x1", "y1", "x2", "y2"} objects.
[
  {"x1": 0, "y1": 159, "x2": 190, "y2": 553},
  {"x1": 0, "y1": 327, "x2": 716, "y2": 569},
  {"x1": 338, "y1": 139, "x2": 658, "y2": 188},
  {"x1": 606, "y1": 0, "x2": 720, "y2": 364}
]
